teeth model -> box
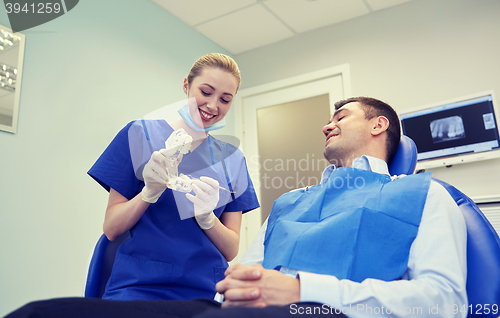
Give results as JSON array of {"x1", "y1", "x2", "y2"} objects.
[
  {"x1": 162, "y1": 128, "x2": 231, "y2": 193},
  {"x1": 164, "y1": 128, "x2": 193, "y2": 163},
  {"x1": 168, "y1": 173, "x2": 194, "y2": 193},
  {"x1": 164, "y1": 129, "x2": 195, "y2": 192}
]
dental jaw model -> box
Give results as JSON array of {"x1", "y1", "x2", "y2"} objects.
[
  {"x1": 163, "y1": 128, "x2": 195, "y2": 192},
  {"x1": 163, "y1": 128, "x2": 233, "y2": 194}
]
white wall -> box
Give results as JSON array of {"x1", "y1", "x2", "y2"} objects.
[
  {"x1": 0, "y1": 1, "x2": 232, "y2": 315},
  {"x1": 2, "y1": 0, "x2": 500, "y2": 315},
  {"x1": 235, "y1": 0, "x2": 500, "y2": 199}
]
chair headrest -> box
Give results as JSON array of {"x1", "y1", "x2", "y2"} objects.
[{"x1": 388, "y1": 135, "x2": 418, "y2": 176}]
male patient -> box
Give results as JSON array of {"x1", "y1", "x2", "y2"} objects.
[{"x1": 6, "y1": 97, "x2": 467, "y2": 318}]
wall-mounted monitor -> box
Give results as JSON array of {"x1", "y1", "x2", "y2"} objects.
[{"x1": 400, "y1": 91, "x2": 500, "y2": 170}]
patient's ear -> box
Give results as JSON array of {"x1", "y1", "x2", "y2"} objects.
[{"x1": 371, "y1": 116, "x2": 389, "y2": 136}]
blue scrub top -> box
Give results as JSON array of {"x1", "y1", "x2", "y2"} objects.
[{"x1": 88, "y1": 120, "x2": 259, "y2": 300}]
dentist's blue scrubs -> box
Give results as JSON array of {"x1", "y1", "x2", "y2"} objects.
[{"x1": 88, "y1": 120, "x2": 259, "y2": 301}]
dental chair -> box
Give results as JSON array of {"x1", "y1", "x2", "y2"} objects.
[
  {"x1": 389, "y1": 136, "x2": 500, "y2": 317},
  {"x1": 85, "y1": 136, "x2": 500, "y2": 317},
  {"x1": 84, "y1": 231, "x2": 129, "y2": 298}
]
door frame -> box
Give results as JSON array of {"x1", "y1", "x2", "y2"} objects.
[{"x1": 232, "y1": 64, "x2": 352, "y2": 260}]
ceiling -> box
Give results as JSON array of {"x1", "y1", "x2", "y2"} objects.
[{"x1": 150, "y1": 0, "x2": 413, "y2": 55}]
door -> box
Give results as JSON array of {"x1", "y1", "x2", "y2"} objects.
[{"x1": 233, "y1": 64, "x2": 351, "y2": 262}]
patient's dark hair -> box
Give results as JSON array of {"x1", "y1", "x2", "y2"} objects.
[{"x1": 334, "y1": 97, "x2": 401, "y2": 163}]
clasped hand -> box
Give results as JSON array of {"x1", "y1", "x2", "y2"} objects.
[{"x1": 215, "y1": 264, "x2": 300, "y2": 308}]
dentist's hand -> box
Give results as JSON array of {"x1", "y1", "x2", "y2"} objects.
[
  {"x1": 163, "y1": 128, "x2": 193, "y2": 187},
  {"x1": 186, "y1": 176, "x2": 219, "y2": 230},
  {"x1": 141, "y1": 150, "x2": 169, "y2": 203}
]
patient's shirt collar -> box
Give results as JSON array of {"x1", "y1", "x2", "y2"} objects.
[{"x1": 320, "y1": 155, "x2": 390, "y2": 184}]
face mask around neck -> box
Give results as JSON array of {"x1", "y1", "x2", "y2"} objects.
[{"x1": 177, "y1": 103, "x2": 226, "y2": 132}]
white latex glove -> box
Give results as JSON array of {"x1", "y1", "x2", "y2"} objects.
[
  {"x1": 141, "y1": 150, "x2": 169, "y2": 203},
  {"x1": 186, "y1": 176, "x2": 219, "y2": 230}
]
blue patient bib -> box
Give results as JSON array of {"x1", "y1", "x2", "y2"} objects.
[{"x1": 262, "y1": 168, "x2": 432, "y2": 282}]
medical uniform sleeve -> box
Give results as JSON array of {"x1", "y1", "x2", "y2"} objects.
[
  {"x1": 88, "y1": 121, "x2": 142, "y2": 200},
  {"x1": 221, "y1": 148, "x2": 260, "y2": 214},
  {"x1": 297, "y1": 180, "x2": 468, "y2": 318},
  {"x1": 238, "y1": 218, "x2": 267, "y2": 266}
]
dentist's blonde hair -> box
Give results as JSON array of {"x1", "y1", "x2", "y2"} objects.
[{"x1": 187, "y1": 53, "x2": 241, "y2": 91}]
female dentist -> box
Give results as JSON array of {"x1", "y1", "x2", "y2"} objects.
[{"x1": 88, "y1": 53, "x2": 259, "y2": 301}]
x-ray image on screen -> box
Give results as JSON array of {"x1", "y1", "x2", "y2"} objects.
[
  {"x1": 400, "y1": 92, "x2": 500, "y2": 168},
  {"x1": 430, "y1": 116, "x2": 466, "y2": 144},
  {"x1": 483, "y1": 113, "x2": 496, "y2": 130}
]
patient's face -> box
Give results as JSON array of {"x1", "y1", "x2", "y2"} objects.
[{"x1": 322, "y1": 102, "x2": 373, "y2": 166}]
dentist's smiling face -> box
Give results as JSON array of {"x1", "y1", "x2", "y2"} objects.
[{"x1": 184, "y1": 67, "x2": 238, "y2": 130}]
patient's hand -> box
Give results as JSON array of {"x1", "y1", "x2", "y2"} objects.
[{"x1": 216, "y1": 264, "x2": 300, "y2": 308}]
